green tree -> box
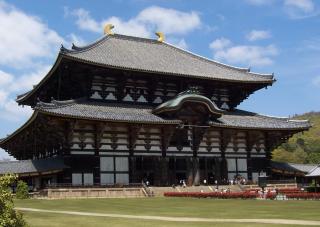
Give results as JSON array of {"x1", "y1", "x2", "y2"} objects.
[
  {"x1": 16, "y1": 181, "x2": 29, "y2": 199},
  {"x1": 307, "y1": 152, "x2": 320, "y2": 163},
  {"x1": 0, "y1": 174, "x2": 27, "y2": 227},
  {"x1": 272, "y1": 112, "x2": 320, "y2": 164}
]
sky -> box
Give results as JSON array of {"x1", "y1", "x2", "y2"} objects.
[{"x1": 0, "y1": 0, "x2": 319, "y2": 159}]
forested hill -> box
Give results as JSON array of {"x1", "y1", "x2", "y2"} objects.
[{"x1": 272, "y1": 112, "x2": 320, "y2": 164}]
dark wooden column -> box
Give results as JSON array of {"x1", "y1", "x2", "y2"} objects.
[
  {"x1": 93, "y1": 123, "x2": 105, "y2": 184},
  {"x1": 264, "y1": 132, "x2": 273, "y2": 177},
  {"x1": 246, "y1": 131, "x2": 254, "y2": 181},
  {"x1": 160, "y1": 126, "x2": 175, "y2": 186},
  {"x1": 128, "y1": 125, "x2": 141, "y2": 184},
  {"x1": 220, "y1": 129, "x2": 232, "y2": 181},
  {"x1": 191, "y1": 127, "x2": 206, "y2": 185}
]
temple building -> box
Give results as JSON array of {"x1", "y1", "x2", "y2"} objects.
[{"x1": 0, "y1": 26, "x2": 311, "y2": 188}]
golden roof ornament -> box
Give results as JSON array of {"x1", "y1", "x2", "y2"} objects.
[
  {"x1": 155, "y1": 32, "x2": 165, "y2": 42},
  {"x1": 104, "y1": 24, "x2": 114, "y2": 35}
]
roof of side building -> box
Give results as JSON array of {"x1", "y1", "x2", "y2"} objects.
[{"x1": 0, "y1": 157, "x2": 67, "y2": 175}]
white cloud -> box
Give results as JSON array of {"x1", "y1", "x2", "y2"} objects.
[
  {"x1": 0, "y1": 65, "x2": 49, "y2": 122},
  {"x1": 71, "y1": 8, "x2": 101, "y2": 33},
  {"x1": 167, "y1": 38, "x2": 188, "y2": 50},
  {"x1": 284, "y1": 0, "x2": 315, "y2": 12},
  {"x1": 0, "y1": 90, "x2": 8, "y2": 104},
  {"x1": 0, "y1": 70, "x2": 13, "y2": 86},
  {"x1": 210, "y1": 38, "x2": 278, "y2": 67},
  {"x1": 0, "y1": 1, "x2": 63, "y2": 123},
  {"x1": 209, "y1": 38, "x2": 232, "y2": 50},
  {"x1": 216, "y1": 14, "x2": 225, "y2": 21},
  {"x1": 70, "y1": 6, "x2": 201, "y2": 39},
  {"x1": 1, "y1": 100, "x2": 32, "y2": 122},
  {"x1": 312, "y1": 76, "x2": 320, "y2": 87},
  {"x1": 8, "y1": 65, "x2": 50, "y2": 93},
  {"x1": 135, "y1": 6, "x2": 201, "y2": 35},
  {"x1": 245, "y1": 0, "x2": 274, "y2": 5},
  {"x1": 102, "y1": 16, "x2": 150, "y2": 37},
  {"x1": 284, "y1": 0, "x2": 318, "y2": 19},
  {"x1": 0, "y1": 1, "x2": 64, "y2": 68},
  {"x1": 246, "y1": 30, "x2": 271, "y2": 41},
  {"x1": 67, "y1": 33, "x2": 87, "y2": 47}
]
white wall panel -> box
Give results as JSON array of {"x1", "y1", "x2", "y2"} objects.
[
  {"x1": 227, "y1": 159, "x2": 236, "y2": 171},
  {"x1": 100, "y1": 157, "x2": 114, "y2": 171},
  {"x1": 83, "y1": 173, "x2": 93, "y2": 185},
  {"x1": 72, "y1": 173, "x2": 82, "y2": 185},
  {"x1": 101, "y1": 173, "x2": 114, "y2": 185},
  {"x1": 116, "y1": 174, "x2": 129, "y2": 184},
  {"x1": 237, "y1": 159, "x2": 247, "y2": 171},
  {"x1": 115, "y1": 157, "x2": 128, "y2": 171}
]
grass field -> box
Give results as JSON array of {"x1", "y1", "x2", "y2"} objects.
[{"x1": 15, "y1": 197, "x2": 320, "y2": 227}]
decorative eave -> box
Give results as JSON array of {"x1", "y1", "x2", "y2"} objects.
[{"x1": 152, "y1": 91, "x2": 223, "y2": 118}]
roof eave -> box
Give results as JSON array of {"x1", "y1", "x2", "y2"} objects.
[
  {"x1": 37, "y1": 109, "x2": 182, "y2": 125},
  {"x1": 0, "y1": 111, "x2": 39, "y2": 146},
  {"x1": 61, "y1": 54, "x2": 275, "y2": 85},
  {"x1": 16, "y1": 54, "x2": 64, "y2": 105}
]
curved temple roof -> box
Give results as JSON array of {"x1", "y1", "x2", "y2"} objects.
[
  {"x1": 152, "y1": 92, "x2": 223, "y2": 117},
  {"x1": 0, "y1": 99, "x2": 311, "y2": 149},
  {"x1": 62, "y1": 34, "x2": 274, "y2": 83},
  {"x1": 17, "y1": 33, "x2": 275, "y2": 105}
]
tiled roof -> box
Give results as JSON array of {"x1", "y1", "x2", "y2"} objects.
[
  {"x1": 210, "y1": 110, "x2": 311, "y2": 130},
  {"x1": 271, "y1": 161, "x2": 303, "y2": 173},
  {"x1": 35, "y1": 99, "x2": 310, "y2": 130},
  {"x1": 271, "y1": 161, "x2": 317, "y2": 174},
  {"x1": 306, "y1": 165, "x2": 320, "y2": 177},
  {"x1": 36, "y1": 100, "x2": 181, "y2": 124},
  {"x1": 289, "y1": 163, "x2": 317, "y2": 173},
  {"x1": 61, "y1": 34, "x2": 274, "y2": 83},
  {"x1": 0, "y1": 157, "x2": 67, "y2": 175}
]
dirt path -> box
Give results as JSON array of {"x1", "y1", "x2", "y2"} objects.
[{"x1": 16, "y1": 207, "x2": 320, "y2": 226}]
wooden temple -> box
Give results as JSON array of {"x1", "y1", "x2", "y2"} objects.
[{"x1": 0, "y1": 26, "x2": 311, "y2": 188}]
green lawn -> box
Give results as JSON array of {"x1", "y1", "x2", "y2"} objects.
[{"x1": 15, "y1": 197, "x2": 320, "y2": 227}]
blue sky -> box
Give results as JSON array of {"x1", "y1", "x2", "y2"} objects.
[{"x1": 0, "y1": 0, "x2": 319, "y2": 159}]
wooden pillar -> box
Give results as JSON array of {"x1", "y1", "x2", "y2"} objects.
[
  {"x1": 160, "y1": 126, "x2": 175, "y2": 185},
  {"x1": 186, "y1": 157, "x2": 193, "y2": 186},
  {"x1": 264, "y1": 132, "x2": 272, "y2": 177},
  {"x1": 220, "y1": 129, "x2": 231, "y2": 181},
  {"x1": 246, "y1": 131, "x2": 253, "y2": 181},
  {"x1": 192, "y1": 157, "x2": 200, "y2": 185}
]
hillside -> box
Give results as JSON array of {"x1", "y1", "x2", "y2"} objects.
[{"x1": 272, "y1": 112, "x2": 320, "y2": 164}]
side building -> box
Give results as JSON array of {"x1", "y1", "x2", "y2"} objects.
[{"x1": 0, "y1": 28, "x2": 310, "y2": 188}]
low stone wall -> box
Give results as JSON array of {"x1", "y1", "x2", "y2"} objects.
[
  {"x1": 39, "y1": 187, "x2": 146, "y2": 199},
  {"x1": 244, "y1": 183, "x2": 298, "y2": 190}
]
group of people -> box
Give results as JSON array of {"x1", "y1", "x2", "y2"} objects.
[{"x1": 228, "y1": 175, "x2": 247, "y2": 185}]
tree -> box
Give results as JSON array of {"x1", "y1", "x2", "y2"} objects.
[
  {"x1": 0, "y1": 174, "x2": 27, "y2": 227},
  {"x1": 16, "y1": 181, "x2": 29, "y2": 199}
]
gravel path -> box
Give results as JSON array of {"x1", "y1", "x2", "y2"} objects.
[{"x1": 16, "y1": 207, "x2": 320, "y2": 226}]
